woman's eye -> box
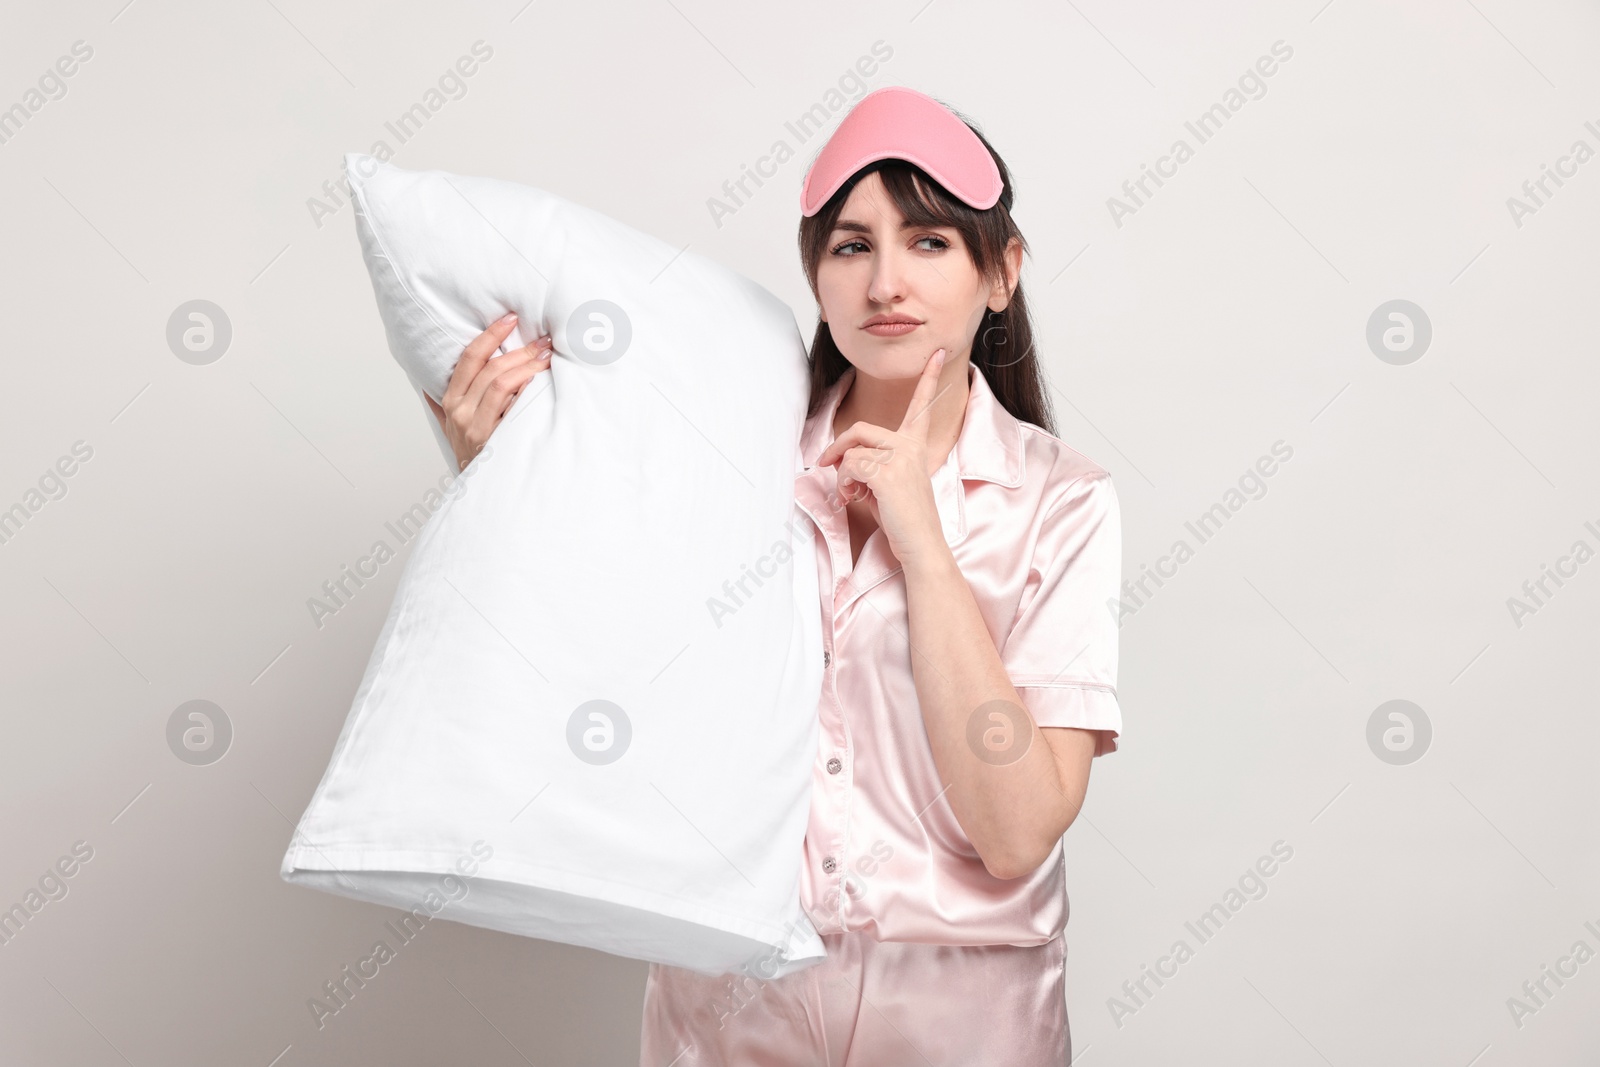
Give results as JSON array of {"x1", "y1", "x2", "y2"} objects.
[{"x1": 831, "y1": 235, "x2": 949, "y2": 256}]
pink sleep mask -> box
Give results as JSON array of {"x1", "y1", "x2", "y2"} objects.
[{"x1": 799, "y1": 86, "x2": 1005, "y2": 217}]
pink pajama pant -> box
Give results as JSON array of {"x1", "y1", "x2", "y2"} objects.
[{"x1": 638, "y1": 931, "x2": 1069, "y2": 1066}]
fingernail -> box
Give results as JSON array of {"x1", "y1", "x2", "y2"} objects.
[
  {"x1": 934, "y1": 348, "x2": 946, "y2": 361},
  {"x1": 499, "y1": 312, "x2": 517, "y2": 323}
]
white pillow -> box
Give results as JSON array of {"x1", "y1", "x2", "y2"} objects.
[{"x1": 281, "y1": 153, "x2": 827, "y2": 978}]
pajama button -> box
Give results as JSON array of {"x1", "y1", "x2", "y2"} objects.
[
  {"x1": 821, "y1": 856, "x2": 838, "y2": 874},
  {"x1": 826, "y1": 757, "x2": 842, "y2": 774}
]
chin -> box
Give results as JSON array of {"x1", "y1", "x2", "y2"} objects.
[{"x1": 840, "y1": 342, "x2": 940, "y2": 381}]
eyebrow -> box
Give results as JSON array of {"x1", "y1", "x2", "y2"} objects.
[{"x1": 830, "y1": 219, "x2": 949, "y2": 235}]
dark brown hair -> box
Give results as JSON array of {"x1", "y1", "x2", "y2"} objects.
[{"x1": 796, "y1": 110, "x2": 1057, "y2": 436}]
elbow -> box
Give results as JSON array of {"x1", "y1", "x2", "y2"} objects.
[
  {"x1": 981, "y1": 841, "x2": 1050, "y2": 882},
  {"x1": 981, "y1": 823, "x2": 1072, "y2": 881},
  {"x1": 983, "y1": 858, "x2": 1025, "y2": 882}
]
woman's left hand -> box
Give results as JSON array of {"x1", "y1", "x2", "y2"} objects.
[{"x1": 816, "y1": 347, "x2": 952, "y2": 568}]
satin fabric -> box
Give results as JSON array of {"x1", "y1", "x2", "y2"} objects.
[
  {"x1": 639, "y1": 362, "x2": 1121, "y2": 1062},
  {"x1": 795, "y1": 362, "x2": 1122, "y2": 948},
  {"x1": 638, "y1": 930, "x2": 1068, "y2": 1066}
]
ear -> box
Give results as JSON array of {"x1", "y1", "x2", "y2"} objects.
[{"x1": 987, "y1": 236, "x2": 1024, "y2": 313}]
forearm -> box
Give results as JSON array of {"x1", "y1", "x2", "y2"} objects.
[{"x1": 901, "y1": 544, "x2": 1078, "y2": 879}]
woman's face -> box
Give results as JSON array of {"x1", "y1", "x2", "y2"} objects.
[{"x1": 815, "y1": 171, "x2": 1005, "y2": 381}]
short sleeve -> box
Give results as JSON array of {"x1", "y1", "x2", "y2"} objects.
[{"x1": 1001, "y1": 472, "x2": 1123, "y2": 756}]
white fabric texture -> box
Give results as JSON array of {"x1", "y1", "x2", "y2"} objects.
[{"x1": 281, "y1": 154, "x2": 827, "y2": 977}]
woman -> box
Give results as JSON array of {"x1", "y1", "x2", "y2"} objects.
[{"x1": 429, "y1": 87, "x2": 1123, "y2": 1066}]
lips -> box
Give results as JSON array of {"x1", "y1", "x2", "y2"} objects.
[{"x1": 862, "y1": 315, "x2": 923, "y2": 336}]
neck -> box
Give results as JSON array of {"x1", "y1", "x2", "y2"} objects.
[{"x1": 834, "y1": 354, "x2": 972, "y2": 470}]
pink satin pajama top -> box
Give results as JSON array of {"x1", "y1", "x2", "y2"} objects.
[{"x1": 791, "y1": 361, "x2": 1123, "y2": 948}]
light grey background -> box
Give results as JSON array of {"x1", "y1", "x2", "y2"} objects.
[{"x1": 2, "y1": 0, "x2": 1597, "y2": 1064}]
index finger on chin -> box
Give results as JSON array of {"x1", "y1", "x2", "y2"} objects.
[{"x1": 898, "y1": 348, "x2": 948, "y2": 437}]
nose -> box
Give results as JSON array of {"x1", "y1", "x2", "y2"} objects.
[{"x1": 866, "y1": 244, "x2": 909, "y2": 307}]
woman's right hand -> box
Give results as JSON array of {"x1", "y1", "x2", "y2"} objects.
[{"x1": 425, "y1": 312, "x2": 552, "y2": 471}]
